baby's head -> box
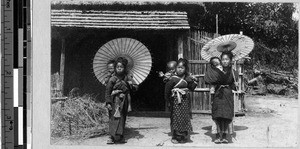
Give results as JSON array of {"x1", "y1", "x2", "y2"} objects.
[
  {"x1": 210, "y1": 57, "x2": 222, "y2": 69},
  {"x1": 166, "y1": 61, "x2": 177, "y2": 73},
  {"x1": 107, "y1": 60, "x2": 115, "y2": 74}
]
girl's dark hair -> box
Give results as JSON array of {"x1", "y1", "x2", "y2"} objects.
[
  {"x1": 114, "y1": 57, "x2": 128, "y2": 72},
  {"x1": 221, "y1": 51, "x2": 234, "y2": 61},
  {"x1": 177, "y1": 58, "x2": 189, "y2": 76},
  {"x1": 107, "y1": 59, "x2": 115, "y2": 65}
]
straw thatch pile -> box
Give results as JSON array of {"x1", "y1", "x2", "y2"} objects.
[
  {"x1": 51, "y1": 0, "x2": 205, "y2": 12},
  {"x1": 51, "y1": 94, "x2": 109, "y2": 139}
]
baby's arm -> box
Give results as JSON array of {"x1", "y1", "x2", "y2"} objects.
[{"x1": 163, "y1": 72, "x2": 172, "y2": 83}]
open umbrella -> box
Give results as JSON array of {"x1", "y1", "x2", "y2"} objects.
[
  {"x1": 93, "y1": 38, "x2": 152, "y2": 85},
  {"x1": 200, "y1": 34, "x2": 254, "y2": 62}
]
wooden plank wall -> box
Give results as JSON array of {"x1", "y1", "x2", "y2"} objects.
[
  {"x1": 186, "y1": 30, "x2": 211, "y2": 113},
  {"x1": 185, "y1": 30, "x2": 245, "y2": 113}
]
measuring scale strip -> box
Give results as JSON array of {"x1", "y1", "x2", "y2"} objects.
[
  {"x1": 1, "y1": 0, "x2": 15, "y2": 149},
  {"x1": 2, "y1": 0, "x2": 30, "y2": 148}
]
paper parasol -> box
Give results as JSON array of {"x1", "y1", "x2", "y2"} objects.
[
  {"x1": 200, "y1": 34, "x2": 254, "y2": 62},
  {"x1": 93, "y1": 38, "x2": 152, "y2": 85}
]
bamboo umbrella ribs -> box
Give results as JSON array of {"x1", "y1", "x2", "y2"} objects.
[
  {"x1": 93, "y1": 38, "x2": 152, "y2": 85},
  {"x1": 201, "y1": 34, "x2": 254, "y2": 62}
]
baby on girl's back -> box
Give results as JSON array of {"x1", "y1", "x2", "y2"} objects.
[
  {"x1": 159, "y1": 61, "x2": 177, "y2": 83},
  {"x1": 206, "y1": 57, "x2": 225, "y2": 94}
]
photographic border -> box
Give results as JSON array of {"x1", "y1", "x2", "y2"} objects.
[{"x1": 31, "y1": 0, "x2": 300, "y2": 149}]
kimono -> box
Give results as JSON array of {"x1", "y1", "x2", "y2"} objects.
[
  {"x1": 104, "y1": 72, "x2": 115, "y2": 86},
  {"x1": 105, "y1": 74, "x2": 136, "y2": 139},
  {"x1": 205, "y1": 66, "x2": 237, "y2": 135},
  {"x1": 163, "y1": 71, "x2": 176, "y2": 83},
  {"x1": 204, "y1": 64, "x2": 223, "y2": 85},
  {"x1": 165, "y1": 75, "x2": 197, "y2": 140}
]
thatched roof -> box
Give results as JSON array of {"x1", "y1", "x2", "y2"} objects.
[
  {"x1": 51, "y1": 0, "x2": 206, "y2": 30},
  {"x1": 51, "y1": 0, "x2": 205, "y2": 12},
  {"x1": 51, "y1": 0, "x2": 204, "y2": 6},
  {"x1": 51, "y1": 9, "x2": 190, "y2": 29}
]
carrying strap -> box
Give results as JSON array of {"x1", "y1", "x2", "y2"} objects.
[
  {"x1": 171, "y1": 75, "x2": 188, "y2": 104},
  {"x1": 172, "y1": 75, "x2": 187, "y2": 88}
]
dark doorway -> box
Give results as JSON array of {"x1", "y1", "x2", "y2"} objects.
[
  {"x1": 52, "y1": 28, "x2": 173, "y2": 111},
  {"x1": 131, "y1": 33, "x2": 168, "y2": 111}
]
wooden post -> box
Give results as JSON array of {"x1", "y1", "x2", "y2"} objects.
[
  {"x1": 216, "y1": 14, "x2": 218, "y2": 35},
  {"x1": 177, "y1": 35, "x2": 183, "y2": 59},
  {"x1": 239, "y1": 31, "x2": 243, "y2": 91},
  {"x1": 60, "y1": 38, "x2": 66, "y2": 96}
]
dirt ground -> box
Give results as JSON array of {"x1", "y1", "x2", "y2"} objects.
[{"x1": 51, "y1": 94, "x2": 298, "y2": 148}]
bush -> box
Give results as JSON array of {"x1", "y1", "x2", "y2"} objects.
[
  {"x1": 51, "y1": 94, "x2": 109, "y2": 139},
  {"x1": 244, "y1": 43, "x2": 298, "y2": 72}
]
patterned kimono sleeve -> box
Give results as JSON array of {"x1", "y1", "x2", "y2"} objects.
[{"x1": 105, "y1": 77, "x2": 116, "y2": 105}]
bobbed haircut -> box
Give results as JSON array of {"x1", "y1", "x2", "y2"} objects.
[{"x1": 177, "y1": 58, "x2": 189, "y2": 76}]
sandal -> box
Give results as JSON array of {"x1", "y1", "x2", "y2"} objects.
[
  {"x1": 222, "y1": 138, "x2": 229, "y2": 144},
  {"x1": 221, "y1": 134, "x2": 229, "y2": 144},
  {"x1": 171, "y1": 139, "x2": 179, "y2": 144},
  {"x1": 179, "y1": 139, "x2": 186, "y2": 144},
  {"x1": 214, "y1": 134, "x2": 221, "y2": 144},
  {"x1": 214, "y1": 138, "x2": 221, "y2": 144},
  {"x1": 116, "y1": 136, "x2": 127, "y2": 144},
  {"x1": 106, "y1": 137, "x2": 114, "y2": 144}
]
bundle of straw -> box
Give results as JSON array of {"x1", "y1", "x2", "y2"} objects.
[{"x1": 51, "y1": 94, "x2": 109, "y2": 139}]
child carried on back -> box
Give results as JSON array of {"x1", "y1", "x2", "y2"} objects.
[
  {"x1": 204, "y1": 57, "x2": 224, "y2": 94},
  {"x1": 159, "y1": 61, "x2": 177, "y2": 83},
  {"x1": 104, "y1": 60, "x2": 116, "y2": 86}
]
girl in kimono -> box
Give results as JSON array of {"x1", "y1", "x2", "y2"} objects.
[
  {"x1": 164, "y1": 58, "x2": 197, "y2": 144},
  {"x1": 105, "y1": 57, "x2": 137, "y2": 144},
  {"x1": 205, "y1": 51, "x2": 237, "y2": 144}
]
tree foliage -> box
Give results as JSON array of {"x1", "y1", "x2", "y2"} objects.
[{"x1": 190, "y1": 2, "x2": 298, "y2": 71}]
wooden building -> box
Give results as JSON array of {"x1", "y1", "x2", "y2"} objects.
[{"x1": 51, "y1": 0, "x2": 245, "y2": 114}]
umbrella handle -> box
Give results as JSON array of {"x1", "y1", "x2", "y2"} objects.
[{"x1": 231, "y1": 66, "x2": 239, "y2": 91}]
